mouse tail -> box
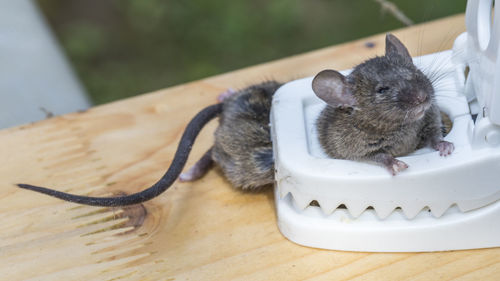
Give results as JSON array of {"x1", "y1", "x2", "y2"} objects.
[{"x1": 17, "y1": 103, "x2": 223, "y2": 207}]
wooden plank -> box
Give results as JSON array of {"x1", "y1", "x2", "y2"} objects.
[{"x1": 3, "y1": 14, "x2": 498, "y2": 281}]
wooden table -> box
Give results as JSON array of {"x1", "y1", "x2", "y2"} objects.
[{"x1": 2, "y1": 14, "x2": 499, "y2": 280}]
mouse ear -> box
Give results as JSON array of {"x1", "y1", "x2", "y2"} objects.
[
  {"x1": 312, "y1": 70, "x2": 356, "y2": 108},
  {"x1": 385, "y1": 33, "x2": 412, "y2": 64}
]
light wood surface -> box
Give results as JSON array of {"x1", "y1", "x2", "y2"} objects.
[{"x1": 3, "y1": 14, "x2": 499, "y2": 281}]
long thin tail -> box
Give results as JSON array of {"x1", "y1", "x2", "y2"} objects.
[{"x1": 17, "y1": 103, "x2": 223, "y2": 206}]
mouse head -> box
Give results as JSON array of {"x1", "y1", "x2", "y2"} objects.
[{"x1": 312, "y1": 33, "x2": 434, "y2": 124}]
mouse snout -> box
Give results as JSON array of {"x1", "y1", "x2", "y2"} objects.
[
  {"x1": 398, "y1": 89, "x2": 428, "y2": 106},
  {"x1": 415, "y1": 90, "x2": 427, "y2": 104}
]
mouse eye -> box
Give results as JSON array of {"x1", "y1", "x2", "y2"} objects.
[{"x1": 376, "y1": 86, "x2": 390, "y2": 94}]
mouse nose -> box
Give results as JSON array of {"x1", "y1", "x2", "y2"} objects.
[{"x1": 415, "y1": 90, "x2": 427, "y2": 104}]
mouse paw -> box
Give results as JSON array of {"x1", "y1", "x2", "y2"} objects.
[
  {"x1": 434, "y1": 141, "x2": 454, "y2": 156},
  {"x1": 217, "y1": 88, "x2": 236, "y2": 102},
  {"x1": 179, "y1": 164, "x2": 207, "y2": 182},
  {"x1": 179, "y1": 149, "x2": 214, "y2": 182},
  {"x1": 385, "y1": 159, "x2": 408, "y2": 176},
  {"x1": 179, "y1": 170, "x2": 199, "y2": 182}
]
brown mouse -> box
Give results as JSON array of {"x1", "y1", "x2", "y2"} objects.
[{"x1": 17, "y1": 33, "x2": 453, "y2": 206}]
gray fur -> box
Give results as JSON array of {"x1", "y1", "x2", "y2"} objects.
[
  {"x1": 314, "y1": 34, "x2": 452, "y2": 174},
  {"x1": 212, "y1": 81, "x2": 281, "y2": 190}
]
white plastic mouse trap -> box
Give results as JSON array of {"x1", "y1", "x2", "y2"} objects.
[{"x1": 270, "y1": 0, "x2": 500, "y2": 252}]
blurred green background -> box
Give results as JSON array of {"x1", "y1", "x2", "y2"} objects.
[{"x1": 36, "y1": 0, "x2": 466, "y2": 105}]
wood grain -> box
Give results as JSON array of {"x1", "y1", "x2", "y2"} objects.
[{"x1": 3, "y1": 14, "x2": 498, "y2": 281}]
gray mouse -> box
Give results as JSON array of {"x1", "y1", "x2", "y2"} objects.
[
  {"x1": 17, "y1": 33, "x2": 453, "y2": 206},
  {"x1": 313, "y1": 34, "x2": 454, "y2": 175},
  {"x1": 186, "y1": 81, "x2": 282, "y2": 190}
]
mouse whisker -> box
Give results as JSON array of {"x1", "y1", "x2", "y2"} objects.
[
  {"x1": 402, "y1": 110, "x2": 410, "y2": 126},
  {"x1": 419, "y1": 29, "x2": 463, "y2": 77}
]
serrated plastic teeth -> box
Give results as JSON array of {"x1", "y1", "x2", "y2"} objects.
[
  {"x1": 292, "y1": 193, "x2": 313, "y2": 210},
  {"x1": 401, "y1": 203, "x2": 424, "y2": 219},
  {"x1": 345, "y1": 202, "x2": 368, "y2": 218},
  {"x1": 285, "y1": 189, "x2": 464, "y2": 219},
  {"x1": 279, "y1": 186, "x2": 290, "y2": 199},
  {"x1": 372, "y1": 202, "x2": 397, "y2": 219},
  {"x1": 429, "y1": 202, "x2": 452, "y2": 217},
  {"x1": 317, "y1": 199, "x2": 342, "y2": 215}
]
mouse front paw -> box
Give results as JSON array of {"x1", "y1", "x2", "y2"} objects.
[
  {"x1": 433, "y1": 141, "x2": 454, "y2": 156},
  {"x1": 385, "y1": 158, "x2": 409, "y2": 176}
]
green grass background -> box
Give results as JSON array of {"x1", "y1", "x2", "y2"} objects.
[{"x1": 37, "y1": 0, "x2": 467, "y2": 104}]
